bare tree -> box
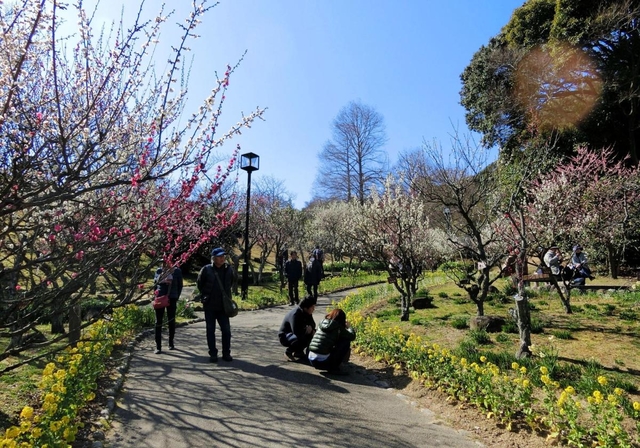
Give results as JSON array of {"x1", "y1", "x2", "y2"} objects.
[
  {"x1": 314, "y1": 101, "x2": 388, "y2": 204},
  {"x1": 407, "y1": 134, "x2": 507, "y2": 317}
]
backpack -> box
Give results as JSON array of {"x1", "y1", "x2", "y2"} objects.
[{"x1": 307, "y1": 257, "x2": 315, "y2": 273}]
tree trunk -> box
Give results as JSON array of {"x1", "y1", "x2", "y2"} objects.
[
  {"x1": 399, "y1": 277, "x2": 411, "y2": 321},
  {"x1": 469, "y1": 286, "x2": 483, "y2": 316},
  {"x1": 607, "y1": 243, "x2": 619, "y2": 279},
  {"x1": 550, "y1": 276, "x2": 572, "y2": 314},
  {"x1": 514, "y1": 295, "x2": 532, "y2": 359},
  {"x1": 514, "y1": 249, "x2": 531, "y2": 359},
  {"x1": 68, "y1": 303, "x2": 82, "y2": 346},
  {"x1": 400, "y1": 294, "x2": 410, "y2": 321},
  {"x1": 51, "y1": 313, "x2": 65, "y2": 334}
]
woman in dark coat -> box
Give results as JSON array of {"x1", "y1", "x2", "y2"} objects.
[
  {"x1": 153, "y1": 266, "x2": 183, "y2": 354},
  {"x1": 307, "y1": 308, "x2": 355, "y2": 375}
]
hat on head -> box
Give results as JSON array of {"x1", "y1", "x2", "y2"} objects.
[
  {"x1": 211, "y1": 247, "x2": 226, "y2": 257},
  {"x1": 573, "y1": 245, "x2": 582, "y2": 251},
  {"x1": 299, "y1": 296, "x2": 316, "y2": 309}
]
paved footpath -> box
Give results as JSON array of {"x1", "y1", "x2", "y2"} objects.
[{"x1": 106, "y1": 290, "x2": 484, "y2": 448}]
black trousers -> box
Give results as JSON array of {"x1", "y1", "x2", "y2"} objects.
[
  {"x1": 306, "y1": 283, "x2": 318, "y2": 300},
  {"x1": 154, "y1": 299, "x2": 177, "y2": 349},
  {"x1": 288, "y1": 279, "x2": 300, "y2": 304}
]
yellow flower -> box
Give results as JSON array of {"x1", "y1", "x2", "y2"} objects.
[
  {"x1": 5, "y1": 426, "x2": 21, "y2": 439},
  {"x1": 614, "y1": 387, "x2": 624, "y2": 396},
  {"x1": 19, "y1": 406, "x2": 34, "y2": 420},
  {"x1": 32, "y1": 428, "x2": 42, "y2": 439},
  {"x1": 511, "y1": 362, "x2": 519, "y2": 370},
  {"x1": 540, "y1": 366, "x2": 549, "y2": 375},
  {"x1": 479, "y1": 356, "x2": 487, "y2": 363},
  {"x1": 519, "y1": 366, "x2": 527, "y2": 375},
  {"x1": 597, "y1": 375, "x2": 608, "y2": 386},
  {"x1": 633, "y1": 401, "x2": 640, "y2": 411},
  {"x1": 564, "y1": 386, "x2": 575, "y2": 395},
  {"x1": 522, "y1": 379, "x2": 530, "y2": 388}
]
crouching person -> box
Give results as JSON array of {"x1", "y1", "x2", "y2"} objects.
[
  {"x1": 278, "y1": 296, "x2": 316, "y2": 362},
  {"x1": 307, "y1": 308, "x2": 356, "y2": 375}
]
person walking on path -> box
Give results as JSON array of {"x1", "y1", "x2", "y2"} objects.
[
  {"x1": 153, "y1": 265, "x2": 183, "y2": 354},
  {"x1": 278, "y1": 296, "x2": 316, "y2": 362},
  {"x1": 303, "y1": 250, "x2": 323, "y2": 302},
  {"x1": 197, "y1": 247, "x2": 234, "y2": 362},
  {"x1": 284, "y1": 250, "x2": 303, "y2": 305},
  {"x1": 307, "y1": 308, "x2": 355, "y2": 375}
]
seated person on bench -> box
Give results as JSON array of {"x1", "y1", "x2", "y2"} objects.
[
  {"x1": 543, "y1": 245, "x2": 564, "y2": 278},
  {"x1": 569, "y1": 245, "x2": 595, "y2": 281}
]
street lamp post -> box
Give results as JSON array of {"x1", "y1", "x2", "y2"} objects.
[{"x1": 240, "y1": 152, "x2": 259, "y2": 300}]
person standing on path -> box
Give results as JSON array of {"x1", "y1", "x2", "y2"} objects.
[
  {"x1": 153, "y1": 265, "x2": 183, "y2": 354},
  {"x1": 197, "y1": 247, "x2": 234, "y2": 362},
  {"x1": 303, "y1": 250, "x2": 323, "y2": 302},
  {"x1": 284, "y1": 250, "x2": 303, "y2": 305},
  {"x1": 278, "y1": 296, "x2": 316, "y2": 361}
]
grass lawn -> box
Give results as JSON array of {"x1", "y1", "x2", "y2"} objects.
[{"x1": 363, "y1": 275, "x2": 640, "y2": 396}]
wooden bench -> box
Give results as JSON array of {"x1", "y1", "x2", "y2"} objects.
[
  {"x1": 522, "y1": 273, "x2": 552, "y2": 282},
  {"x1": 521, "y1": 274, "x2": 630, "y2": 291}
]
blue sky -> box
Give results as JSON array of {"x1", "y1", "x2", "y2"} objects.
[{"x1": 97, "y1": 1, "x2": 525, "y2": 208}]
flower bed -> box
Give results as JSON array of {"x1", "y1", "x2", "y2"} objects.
[
  {"x1": 338, "y1": 291, "x2": 640, "y2": 447},
  {"x1": 1, "y1": 305, "x2": 144, "y2": 448}
]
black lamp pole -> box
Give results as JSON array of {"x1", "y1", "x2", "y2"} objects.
[{"x1": 240, "y1": 152, "x2": 259, "y2": 300}]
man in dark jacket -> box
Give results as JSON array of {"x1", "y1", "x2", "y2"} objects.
[
  {"x1": 197, "y1": 247, "x2": 234, "y2": 363},
  {"x1": 278, "y1": 296, "x2": 316, "y2": 361},
  {"x1": 284, "y1": 251, "x2": 303, "y2": 305}
]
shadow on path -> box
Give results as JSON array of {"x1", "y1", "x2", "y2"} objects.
[{"x1": 106, "y1": 290, "x2": 484, "y2": 448}]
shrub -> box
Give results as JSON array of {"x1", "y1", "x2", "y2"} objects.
[
  {"x1": 496, "y1": 333, "x2": 510, "y2": 343},
  {"x1": 450, "y1": 316, "x2": 469, "y2": 329},
  {"x1": 438, "y1": 291, "x2": 449, "y2": 298},
  {"x1": 531, "y1": 317, "x2": 545, "y2": 334},
  {"x1": 601, "y1": 304, "x2": 616, "y2": 316},
  {"x1": 409, "y1": 317, "x2": 429, "y2": 326},
  {"x1": 375, "y1": 308, "x2": 401, "y2": 320},
  {"x1": 619, "y1": 309, "x2": 638, "y2": 321},
  {"x1": 468, "y1": 329, "x2": 492, "y2": 345},
  {"x1": 502, "y1": 320, "x2": 518, "y2": 334},
  {"x1": 550, "y1": 329, "x2": 572, "y2": 340}
]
